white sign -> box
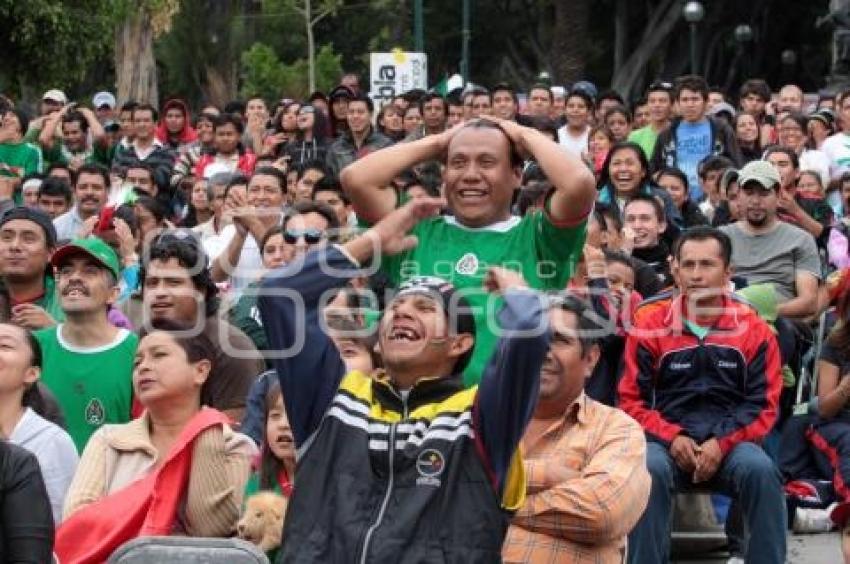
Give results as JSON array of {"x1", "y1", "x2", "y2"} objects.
[{"x1": 370, "y1": 51, "x2": 428, "y2": 104}]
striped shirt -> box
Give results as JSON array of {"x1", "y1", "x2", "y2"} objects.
[{"x1": 503, "y1": 394, "x2": 651, "y2": 563}]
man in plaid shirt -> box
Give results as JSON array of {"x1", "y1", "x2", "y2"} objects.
[{"x1": 502, "y1": 295, "x2": 651, "y2": 563}]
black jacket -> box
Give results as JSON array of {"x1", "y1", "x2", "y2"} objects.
[
  {"x1": 0, "y1": 441, "x2": 54, "y2": 563},
  {"x1": 680, "y1": 199, "x2": 710, "y2": 228},
  {"x1": 650, "y1": 116, "x2": 743, "y2": 172},
  {"x1": 259, "y1": 248, "x2": 550, "y2": 563}
]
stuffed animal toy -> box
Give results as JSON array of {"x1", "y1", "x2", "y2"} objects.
[{"x1": 237, "y1": 492, "x2": 288, "y2": 552}]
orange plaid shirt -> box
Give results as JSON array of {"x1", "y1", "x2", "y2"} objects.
[{"x1": 503, "y1": 394, "x2": 651, "y2": 564}]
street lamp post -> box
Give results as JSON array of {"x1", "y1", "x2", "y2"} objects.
[
  {"x1": 734, "y1": 24, "x2": 754, "y2": 78},
  {"x1": 683, "y1": 1, "x2": 706, "y2": 75}
]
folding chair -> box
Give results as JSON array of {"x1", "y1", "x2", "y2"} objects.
[{"x1": 107, "y1": 537, "x2": 269, "y2": 563}]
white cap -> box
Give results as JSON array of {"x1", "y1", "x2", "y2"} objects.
[
  {"x1": 92, "y1": 91, "x2": 116, "y2": 110},
  {"x1": 42, "y1": 89, "x2": 67, "y2": 104},
  {"x1": 203, "y1": 162, "x2": 232, "y2": 180}
]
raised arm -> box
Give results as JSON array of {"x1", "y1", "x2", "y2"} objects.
[
  {"x1": 483, "y1": 116, "x2": 596, "y2": 225},
  {"x1": 340, "y1": 127, "x2": 455, "y2": 224},
  {"x1": 475, "y1": 268, "x2": 551, "y2": 492},
  {"x1": 79, "y1": 107, "x2": 107, "y2": 147},
  {"x1": 257, "y1": 247, "x2": 355, "y2": 447},
  {"x1": 259, "y1": 196, "x2": 447, "y2": 446}
]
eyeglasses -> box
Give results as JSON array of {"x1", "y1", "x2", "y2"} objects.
[
  {"x1": 298, "y1": 106, "x2": 315, "y2": 115},
  {"x1": 283, "y1": 228, "x2": 324, "y2": 244}
]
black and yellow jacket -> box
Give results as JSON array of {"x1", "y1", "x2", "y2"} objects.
[{"x1": 259, "y1": 247, "x2": 550, "y2": 563}]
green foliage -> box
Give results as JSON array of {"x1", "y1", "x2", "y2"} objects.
[
  {"x1": 0, "y1": 0, "x2": 113, "y2": 96},
  {"x1": 240, "y1": 42, "x2": 342, "y2": 100}
]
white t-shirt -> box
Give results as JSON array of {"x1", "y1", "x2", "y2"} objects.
[
  {"x1": 203, "y1": 224, "x2": 264, "y2": 298},
  {"x1": 799, "y1": 148, "x2": 831, "y2": 188},
  {"x1": 11, "y1": 408, "x2": 79, "y2": 524},
  {"x1": 556, "y1": 126, "x2": 590, "y2": 157},
  {"x1": 821, "y1": 132, "x2": 850, "y2": 182}
]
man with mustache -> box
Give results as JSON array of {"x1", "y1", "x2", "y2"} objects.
[
  {"x1": 619, "y1": 226, "x2": 785, "y2": 564},
  {"x1": 35, "y1": 237, "x2": 138, "y2": 452},
  {"x1": 503, "y1": 295, "x2": 650, "y2": 563},
  {"x1": 53, "y1": 164, "x2": 109, "y2": 242},
  {"x1": 142, "y1": 230, "x2": 264, "y2": 421},
  {"x1": 719, "y1": 160, "x2": 821, "y2": 320}
]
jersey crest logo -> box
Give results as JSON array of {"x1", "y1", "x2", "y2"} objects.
[
  {"x1": 455, "y1": 253, "x2": 479, "y2": 276},
  {"x1": 416, "y1": 448, "x2": 445, "y2": 487},
  {"x1": 85, "y1": 398, "x2": 105, "y2": 425}
]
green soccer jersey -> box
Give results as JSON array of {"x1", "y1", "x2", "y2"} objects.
[
  {"x1": 628, "y1": 126, "x2": 660, "y2": 160},
  {"x1": 381, "y1": 210, "x2": 586, "y2": 385},
  {"x1": 41, "y1": 141, "x2": 112, "y2": 169},
  {"x1": 36, "y1": 326, "x2": 138, "y2": 452},
  {"x1": 0, "y1": 141, "x2": 42, "y2": 177}
]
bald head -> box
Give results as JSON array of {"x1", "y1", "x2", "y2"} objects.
[{"x1": 779, "y1": 84, "x2": 804, "y2": 113}]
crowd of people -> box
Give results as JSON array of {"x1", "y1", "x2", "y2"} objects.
[{"x1": 0, "y1": 69, "x2": 850, "y2": 563}]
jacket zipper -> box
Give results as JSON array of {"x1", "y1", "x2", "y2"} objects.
[{"x1": 358, "y1": 394, "x2": 408, "y2": 563}]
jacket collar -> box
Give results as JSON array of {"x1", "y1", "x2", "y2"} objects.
[
  {"x1": 372, "y1": 370, "x2": 465, "y2": 414},
  {"x1": 661, "y1": 292, "x2": 741, "y2": 334}
]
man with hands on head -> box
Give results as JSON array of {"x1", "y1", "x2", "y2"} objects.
[
  {"x1": 259, "y1": 195, "x2": 552, "y2": 563},
  {"x1": 37, "y1": 104, "x2": 109, "y2": 170},
  {"x1": 619, "y1": 226, "x2": 786, "y2": 564},
  {"x1": 341, "y1": 115, "x2": 596, "y2": 384}
]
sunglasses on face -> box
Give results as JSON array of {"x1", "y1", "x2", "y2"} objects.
[{"x1": 284, "y1": 228, "x2": 324, "y2": 244}]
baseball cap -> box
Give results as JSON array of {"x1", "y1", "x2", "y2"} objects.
[
  {"x1": 42, "y1": 89, "x2": 67, "y2": 105},
  {"x1": 571, "y1": 81, "x2": 598, "y2": 101},
  {"x1": 708, "y1": 102, "x2": 736, "y2": 118},
  {"x1": 809, "y1": 109, "x2": 835, "y2": 128},
  {"x1": 329, "y1": 85, "x2": 355, "y2": 101},
  {"x1": 51, "y1": 237, "x2": 121, "y2": 279},
  {"x1": 737, "y1": 160, "x2": 781, "y2": 191},
  {"x1": 92, "y1": 91, "x2": 116, "y2": 110},
  {"x1": 0, "y1": 206, "x2": 57, "y2": 248}
]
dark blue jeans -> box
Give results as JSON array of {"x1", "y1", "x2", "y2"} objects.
[{"x1": 627, "y1": 441, "x2": 786, "y2": 564}]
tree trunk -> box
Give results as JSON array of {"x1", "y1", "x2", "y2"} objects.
[
  {"x1": 115, "y1": 10, "x2": 158, "y2": 106},
  {"x1": 305, "y1": 0, "x2": 316, "y2": 94},
  {"x1": 611, "y1": 0, "x2": 681, "y2": 101},
  {"x1": 613, "y1": 0, "x2": 628, "y2": 75},
  {"x1": 550, "y1": 0, "x2": 589, "y2": 83}
]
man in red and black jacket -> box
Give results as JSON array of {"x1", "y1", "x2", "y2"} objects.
[{"x1": 619, "y1": 226, "x2": 786, "y2": 564}]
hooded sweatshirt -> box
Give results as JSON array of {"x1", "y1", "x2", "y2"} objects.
[
  {"x1": 10, "y1": 407, "x2": 79, "y2": 523},
  {"x1": 155, "y1": 99, "x2": 198, "y2": 154}
]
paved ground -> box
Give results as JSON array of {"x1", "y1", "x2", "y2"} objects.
[{"x1": 672, "y1": 531, "x2": 840, "y2": 563}]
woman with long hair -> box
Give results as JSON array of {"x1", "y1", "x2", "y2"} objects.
[
  {"x1": 734, "y1": 112, "x2": 762, "y2": 164},
  {"x1": 778, "y1": 112, "x2": 831, "y2": 189},
  {"x1": 377, "y1": 104, "x2": 404, "y2": 142},
  {"x1": 0, "y1": 322, "x2": 78, "y2": 524},
  {"x1": 264, "y1": 101, "x2": 301, "y2": 157},
  {"x1": 596, "y1": 141, "x2": 682, "y2": 231},
  {"x1": 281, "y1": 104, "x2": 329, "y2": 166}
]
